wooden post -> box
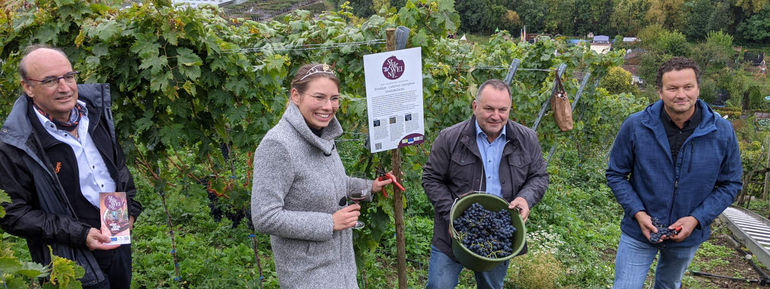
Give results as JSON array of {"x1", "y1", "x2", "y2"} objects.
[
  {"x1": 386, "y1": 27, "x2": 408, "y2": 289},
  {"x1": 763, "y1": 137, "x2": 770, "y2": 211}
]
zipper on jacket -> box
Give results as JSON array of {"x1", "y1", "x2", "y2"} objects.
[
  {"x1": 687, "y1": 142, "x2": 694, "y2": 172},
  {"x1": 668, "y1": 179, "x2": 678, "y2": 224}
]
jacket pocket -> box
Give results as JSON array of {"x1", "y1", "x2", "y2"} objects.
[
  {"x1": 306, "y1": 239, "x2": 337, "y2": 268},
  {"x1": 505, "y1": 154, "x2": 530, "y2": 195},
  {"x1": 449, "y1": 153, "x2": 477, "y2": 185},
  {"x1": 507, "y1": 153, "x2": 529, "y2": 168}
]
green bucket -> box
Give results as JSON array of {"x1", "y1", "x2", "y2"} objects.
[{"x1": 449, "y1": 192, "x2": 526, "y2": 272}]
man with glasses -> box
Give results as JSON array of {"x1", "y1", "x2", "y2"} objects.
[{"x1": 0, "y1": 45, "x2": 142, "y2": 289}]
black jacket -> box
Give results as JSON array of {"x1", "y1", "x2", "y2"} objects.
[
  {"x1": 422, "y1": 116, "x2": 549, "y2": 260},
  {"x1": 0, "y1": 84, "x2": 142, "y2": 286}
]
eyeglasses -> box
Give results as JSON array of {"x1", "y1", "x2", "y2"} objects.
[
  {"x1": 305, "y1": 94, "x2": 340, "y2": 106},
  {"x1": 25, "y1": 71, "x2": 79, "y2": 88}
]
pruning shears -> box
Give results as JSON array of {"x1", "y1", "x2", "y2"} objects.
[{"x1": 376, "y1": 167, "x2": 404, "y2": 198}]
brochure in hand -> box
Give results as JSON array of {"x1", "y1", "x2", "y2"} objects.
[{"x1": 100, "y1": 192, "x2": 131, "y2": 245}]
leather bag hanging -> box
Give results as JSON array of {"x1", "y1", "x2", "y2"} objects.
[{"x1": 551, "y1": 73, "x2": 573, "y2": 131}]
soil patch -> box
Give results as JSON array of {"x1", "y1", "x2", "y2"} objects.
[{"x1": 687, "y1": 222, "x2": 770, "y2": 288}]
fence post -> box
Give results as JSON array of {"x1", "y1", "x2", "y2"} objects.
[
  {"x1": 386, "y1": 27, "x2": 408, "y2": 289},
  {"x1": 503, "y1": 59, "x2": 521, "y2": 86},
  {"x1": 762, "y1": 137, "x2": 770, "y2": 208}
]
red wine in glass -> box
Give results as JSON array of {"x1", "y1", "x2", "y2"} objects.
[{"x1": 347, "y1": 189, "x2": 369, "y2": 229}]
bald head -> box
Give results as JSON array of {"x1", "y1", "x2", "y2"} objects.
[
  {"x1": 19, "y1": 45, "x2": 79, "y2": 122},
  {"x1": 18, "y1": 45, "x2": 70, "y2": 81}
]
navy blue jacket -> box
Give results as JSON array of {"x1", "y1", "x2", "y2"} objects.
[{"x1": 606, "y1": 99, "x2": 742, "y2": 248}]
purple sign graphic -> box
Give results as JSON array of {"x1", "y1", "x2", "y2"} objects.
[
  {"x1": 382, "y1": 56, "x2": 405, "y2": 80},
  {"x1": 105, "y1": 195, "x2": 124, "y2": 211}
]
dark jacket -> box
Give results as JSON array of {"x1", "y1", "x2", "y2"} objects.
[
  {"x1": 606, "y1": 99, "x2": 742, "y2": 248},
  {"x1": 0, "y1": 84, "x2": 142, "y2": 286},
  {"x1": 422, "y1": 116, "x2": 549, "y2": 260}
]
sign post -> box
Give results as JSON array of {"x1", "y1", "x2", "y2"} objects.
[{"x1": 363, "y1": 27, "x2": 422, "y2": 289}]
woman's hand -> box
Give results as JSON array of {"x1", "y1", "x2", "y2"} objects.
[
  {"x1": 371, "y1": 176, "x2": 393, "y2": 192},
  {"x1": 332, "y1": 203, "x2": 361, "y2": 231}
]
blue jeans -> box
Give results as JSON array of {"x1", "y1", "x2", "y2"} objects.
[
  {"x1": 613, "y1": 233, "x2": 700, "y2": 289},
  {"x1": 426, "y1": 245, "x2": 509, "y2": 289}
]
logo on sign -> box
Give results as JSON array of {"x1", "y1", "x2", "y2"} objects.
[
  {"x1": 105, "y1": 195, "x2": 124, "y2": 211},
  {"x1": 382, "y1": 56, "x2": 405, "y2": 80}
]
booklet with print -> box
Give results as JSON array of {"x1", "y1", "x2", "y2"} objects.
[{"x1": 100, "y1": 192, "x2": 131, "y2": 245}]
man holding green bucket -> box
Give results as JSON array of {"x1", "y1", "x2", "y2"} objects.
[{"x1": 422, "y1": 79, "x2": 549, "y2": 289}]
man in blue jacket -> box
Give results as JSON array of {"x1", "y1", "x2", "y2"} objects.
[
  {"x1": 606, "y1": 57, "x2": 742, "y2": 288},
  {"x1": 0, "y1": 45, "x2": 141, "y2": 288}
]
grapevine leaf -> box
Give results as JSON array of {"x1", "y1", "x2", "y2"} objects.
[
  {"x1": 176, "y1": 47, "x2": 202, "y2": 80},
  {"x1": 0, "y1": 257, "x2": 23, "y2": 274},
  {"x1": 95, "y1": 20, "x2": 120, "y2": 41}
]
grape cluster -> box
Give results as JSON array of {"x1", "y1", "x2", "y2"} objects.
[
  {"x1": 453, "y1": 203, "x2": 517, "y2": 258},
  {"x1": 649, "y1": 218, "x2": 679, "y2": 243}
]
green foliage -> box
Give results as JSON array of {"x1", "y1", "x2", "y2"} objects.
[
  {"x1": 747, "y1": 85, "x2": 765, "y2": 110},
  {"x1": 337, "y1": 0, "x2": 770, "y2": 46},
  {"x1": 636, "y1": 27, "x2": 690, "y2": 87},
  {"x1": 572, "y1": 0, "x2": 614, "y2": 36},
  {"x1": 657, "y1": 30, "x2": 690, "y2": 56},
  {"x1": 600, "y1": 66, "x2": 639, "y2": 95},
  {"x1": 646, "y1": 0, "x2": 688, "y2": 32},
  {"x1": 0, "y1": 0, "x2": 656, "y2": 287},
  {"x1": 455, "y1": 0, "x2": 519, "y2": 34},
  {"x1": 46, "y1": 246, "x2": 85, "y2": 289},
  {"x1": 736, "y1": 7, "x2": 770, "y2": 44},
  {"x1": 690, "y1": 31, "x2": 735, "y2": 76},
  {"x1": 706, "y1": 30, "x2": 734, "y2": 50},
  {"x1": 638, "y1": 50, "x2": 669, "y2": 89},
  {"x1": 683, "y1": 0, "x2": 733, "y2": 40},
  {"x1": 610, "y1": 0, "x2": 651, "y2": 36},
  {"x1": 0, "y1": 190, "x2": 85, "y2": 289},
  {"x1": 0, "y1": 189, "x2": 45, "y2": 288},
  {"x1": 716, "y1": 66, "x2": 748, "y2": 108}
]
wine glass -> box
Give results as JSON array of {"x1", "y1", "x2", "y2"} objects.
[{"x1": 347, "y1": 188, "x2": 370, "y2": 230}]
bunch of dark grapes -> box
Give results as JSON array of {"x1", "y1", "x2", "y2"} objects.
[
  {"x1": 453, "y1": 203, "x2": 517, "y2": 258},
  {"x1": 649, "y1": 218, "x2": 680, "y2": 243}
]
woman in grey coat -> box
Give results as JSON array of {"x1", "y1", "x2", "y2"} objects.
[{"x1": 251, "y1": 63, "x2": 391, "y2": 289}]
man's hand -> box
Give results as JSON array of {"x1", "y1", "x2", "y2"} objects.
[
  {"x1": 86, "y1": 228, "x2": 120, "y2": 251},
  {"x1": 667, "y1": 216, "x2": 698, "y2": 242},
  {"x1": 130, "y1": 216, "x2": 135, "y2": 230},
  {"x1": 634, "y1": 211, "x2": 659, "y2": 243},
  {"x1": 332, "y1": 203, "x2": 361, "y2": 231},
  {"x1": 509, "y1": 197, "x2": 530, "y2": 223}
]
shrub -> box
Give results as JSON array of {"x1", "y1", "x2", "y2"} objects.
[
  {"x1": 507, "y1": 251, "x2": 564, "y2": 289},
  {"x1": 600, "y1": 66, "x2": 640, "y2": 95}
]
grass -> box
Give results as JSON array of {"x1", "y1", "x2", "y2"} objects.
[
  {"x1": 463, "y1": 33, "x2": 491, "y2": 44},
  {"x1": 223, "y1": 0, "x2": 327, "y2": 20}
]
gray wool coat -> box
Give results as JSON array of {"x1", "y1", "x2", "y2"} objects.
[{"x1": 251, "y1": 102, "x2": 371, "y2": 289}]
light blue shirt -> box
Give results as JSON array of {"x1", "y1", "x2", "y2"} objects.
[
  {"x1": 475, "y1": 120, "x2": 507, "y2": 197},
  {"x1": 34, "y1": 100, "x2": 116, "y2": 208}
]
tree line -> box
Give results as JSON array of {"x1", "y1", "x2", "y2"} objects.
[{"x1": 337, "y1": 0, "x2": 770, "y2": 44}]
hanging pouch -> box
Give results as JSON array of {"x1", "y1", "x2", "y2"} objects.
[{"x1": 551, "y1": 74, "x2": 573, "y2": 131}]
